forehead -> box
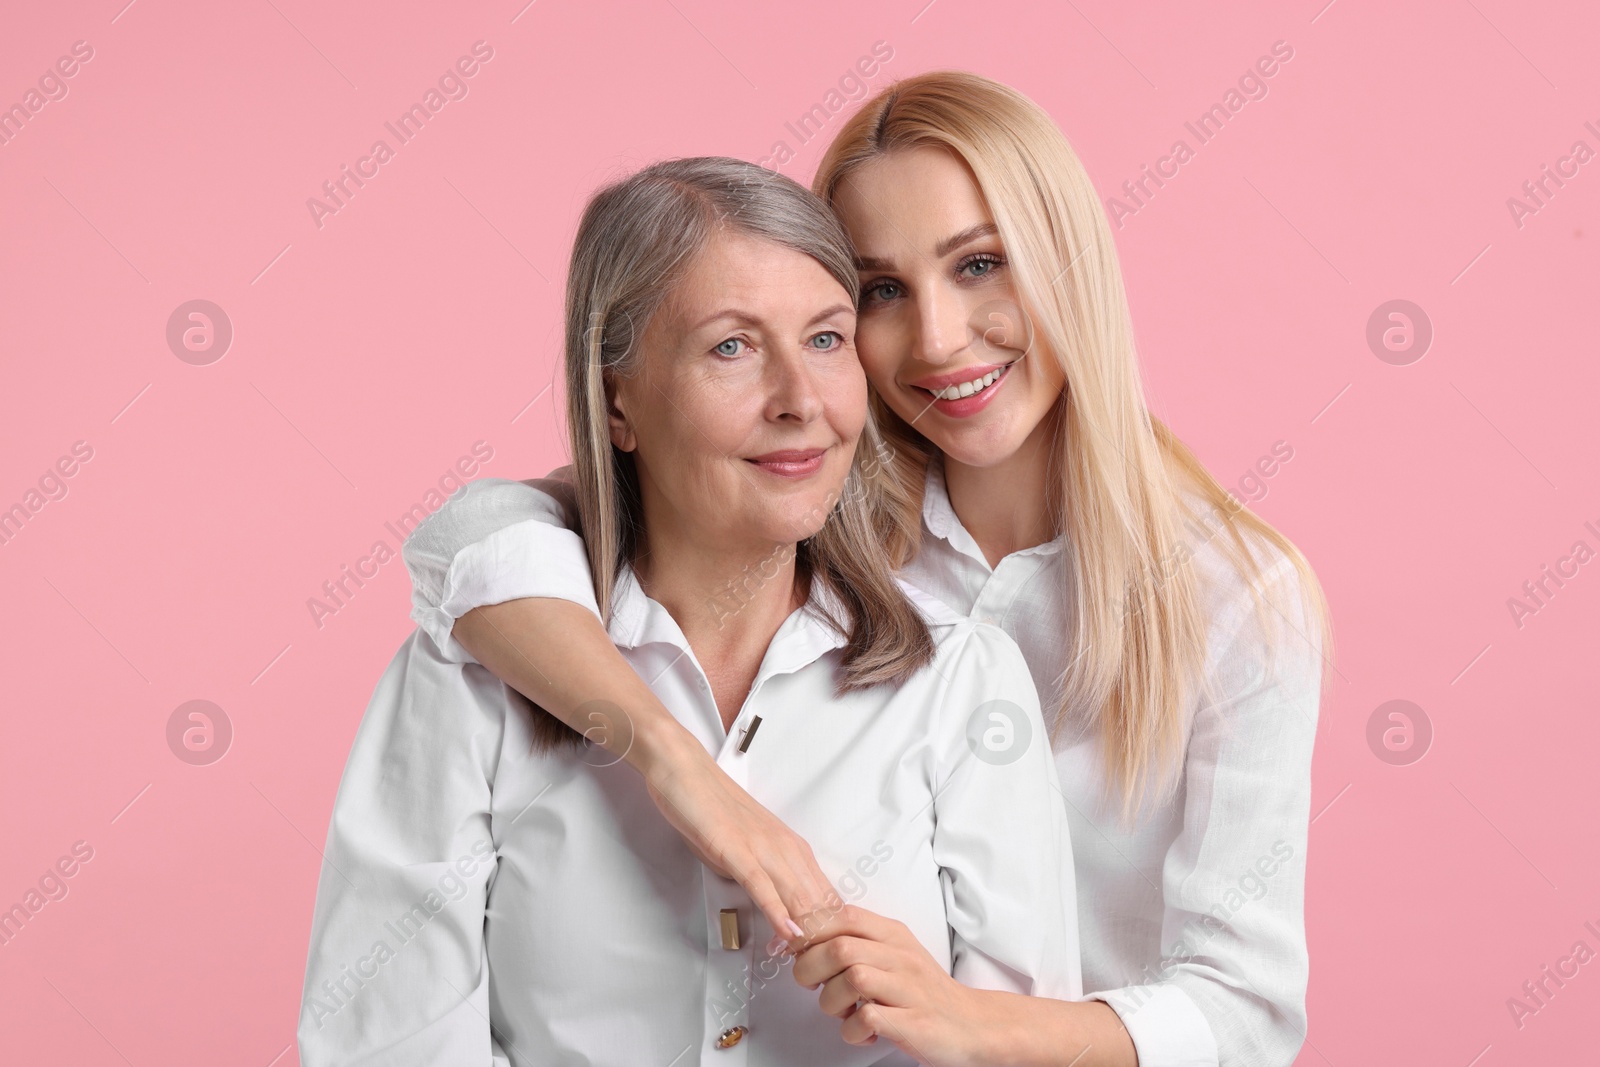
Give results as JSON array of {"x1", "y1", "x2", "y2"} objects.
[
  {"x1": 832, "y1": 145, "x2": 995, "y2": 250},
  {"x1": 661, "y1": 229, "x2": 849, "y2": 325}
]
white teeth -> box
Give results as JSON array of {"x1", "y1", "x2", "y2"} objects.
[{"x1": 933, "y1": 367, "x2": 1002, "y2": 401}]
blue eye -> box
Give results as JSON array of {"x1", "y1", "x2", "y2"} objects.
[
  {"x1": 811, "y1": 331, "x2": 843, "y2": 350},
  {"x1": 862, "y1": 280, "x2": 901, "y2": 304},
  {"x1": 714, "y1": 338, "x2": 746, "y2": 357},
  {"x1": 959, "y1": 254, "x2": 1003, "y2": 278}
]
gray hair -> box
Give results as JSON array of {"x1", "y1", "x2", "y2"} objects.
[{"x1": 570, "y1": 156, "x2": 859, "y2": 380}]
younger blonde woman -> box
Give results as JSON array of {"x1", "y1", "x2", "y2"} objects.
[{"x1": 402, "y1": 73, "x2": 1332, "y2": 1066}]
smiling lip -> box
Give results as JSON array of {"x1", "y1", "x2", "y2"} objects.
[
  {"x1": 908, "y1": 361, "x2": 1012, "y2": 394},
  {"x1": 746, "y1": 448, "x2": 827, "y2": 478},
  {"x1": 907, "y1": 361, "x2": 1014, "y2": 418}
]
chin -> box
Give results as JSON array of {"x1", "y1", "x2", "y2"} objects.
[{"x1": 921, "y1": 416, "x2": 1031, "y2": 470}]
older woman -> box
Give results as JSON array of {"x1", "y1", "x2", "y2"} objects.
[{"x1": 297, "y1": 157, "x2": 1080, "y2": 1066}]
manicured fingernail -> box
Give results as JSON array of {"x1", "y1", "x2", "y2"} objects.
[
  {"x1": 765, "y1": 935, "x2": 789, "y2": 956},
  {"x1": 786, "y1": 919, "x2": 805, "y2": 938}
]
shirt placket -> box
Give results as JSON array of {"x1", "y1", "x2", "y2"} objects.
[
  {"x1": 701, "y1": 872, "x2": 755, "y2": 1062},
  {"x1": 697, "y1": 671, "x2": 761, "y2": 1063}
]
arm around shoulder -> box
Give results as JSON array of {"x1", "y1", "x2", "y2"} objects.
[{"x1": 401, "y1": 470, "x2": 599, "y2": 662}]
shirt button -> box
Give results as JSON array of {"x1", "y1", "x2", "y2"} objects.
[{"x1": 716, "y1": 1025, "x2": 748, "y2": 1049}]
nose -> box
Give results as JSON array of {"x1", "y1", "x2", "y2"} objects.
[
  {"x1": 763, "y1": 341, "x2": 824, "y2": 425},
  {"x1": 914, "y1": 281, "x2": 972, "y2": 367}
]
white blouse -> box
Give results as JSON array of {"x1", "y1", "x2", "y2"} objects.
[
  {"x1": 398, "y1": 462, "x2": 1325, "y2": 1067},
  {"x1": 299, "y1": 553, "x2": 1083, "y2": 1066}
]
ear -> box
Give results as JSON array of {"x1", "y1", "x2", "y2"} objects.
[{"x1": 603, "y1": 372, "x2": 637, "y2": 453}]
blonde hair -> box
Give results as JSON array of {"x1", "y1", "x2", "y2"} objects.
[
  {"x1": 813, "y1": 72, "x2": 1334, "y2": 822},
  {"x1": 535, "y1": 157, "x2": 933, "y2": 751}
]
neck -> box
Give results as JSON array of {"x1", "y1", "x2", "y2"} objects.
[
  {"x1": 942, "y1": 406, "x2": 1062, "y2": 568},
  {"x1": 632, "y1": 529, "x2": 804, "y2": 732}
]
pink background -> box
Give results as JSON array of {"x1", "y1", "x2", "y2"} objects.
[{"x1": 2, "y1": 0, "x2": 1596, "y2": 1062}]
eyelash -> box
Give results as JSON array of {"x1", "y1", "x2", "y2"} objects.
[
  {"x1": 712, "y1": 331, "x2": 845, "y2": 358},
  {"x1": 958, "y1": 252, "x2": 1005, "y2": 278},
  {"x1": 861, "y1": 252, "x2": 1007, "y2": 306}
]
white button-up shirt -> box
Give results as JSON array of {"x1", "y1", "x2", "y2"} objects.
[
  {"x1": 399, "y1": 463, "x2": 1325, "y2": 1067},
  {"x1": 300, "y1": 551, "x2": 1082, "y2": 1066}
]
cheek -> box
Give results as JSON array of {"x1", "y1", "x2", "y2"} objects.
[
  {"x1": 672, "y1": 374, "x2": 762, "y2": 449},
  {"x1": 630, "y1": 382, "x2": 739, "y2": 489},
  {"x1": 855, "y1": 316, "x2": 910, "y2": 394},
  {"x1": 824, "y1": 361, "x2": 870, "y2": 439},
  {"x1": 1020, "y1": 345, "x2": 1068, "y2": 407}
]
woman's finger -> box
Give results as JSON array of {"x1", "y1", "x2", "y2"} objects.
[
  {"x1": 816, "y1": 957, "x2": 917, "y2": 1017},
  {"x1": 791, "y1": 902, "x2": 905, "y2": 954},
  {"x1": 792, "y1": 929, "x2": 901, "y2": 989},
  {"x1": 839, "y1": 1000, "x2": 920, "y2": 1053}
]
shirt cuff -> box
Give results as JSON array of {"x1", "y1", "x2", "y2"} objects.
[
  {"x1": 410, "y1": 519, "x2": 602, "y2": 664},
  {"x1": 1092, "y1": 983, "x2": 1219, "y2": 1067}
]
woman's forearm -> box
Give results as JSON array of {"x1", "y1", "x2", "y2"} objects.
[
  {"x1": 452, "y1": 597, "x2": 700, "y2": 776},
  {"x1": 450, "y1": 596, "x2": 837, "y2": 940},
  {"x1": 974, "y1": 992, "x2": 1138, "y2": 1067}
]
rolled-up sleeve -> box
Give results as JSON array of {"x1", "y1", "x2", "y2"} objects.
[
  {"x1": 298, "y1": 631, "x2": 513, "y2": 1066},
  {"x1": 401, "y1": 472, "x2": 599, "y2": 663},
  {"x1": 931, "y1": 623, "x2": 1084, "y2": 1003},
  {"x1": 1093, "y1": 559, "x2": 1325, "y2": 1067}
]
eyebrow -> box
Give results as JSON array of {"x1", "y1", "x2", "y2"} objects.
[
  {"x1": 807, "y1": 303, "x2": 856, "y2": 325},
  {"x1": 687, "y1": 303, "x2": 856, "y2": 332},
  {"x1": 855, "y1": 221, "x2": 1000, "y2": 272},
  {"x1": 935, "y1": 221, "x2": 1000, "y2": 258}
]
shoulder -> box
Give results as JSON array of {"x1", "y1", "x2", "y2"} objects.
[
  {"x1": 897, "y1": 578, "x2": 1029, "y2": 667},
  {"x1": 357, "y1": 629, "x2": 513, "y2": 753},
  {"x1": 893, "y1": 578, "x2": 1038, "y2": 704},
  {"x1": 1180, "y1": 494, "x2": 1307, "y2": 631},
  {"x1": 1177, "y1": 497, "x2": 1326, "y2": 704}
]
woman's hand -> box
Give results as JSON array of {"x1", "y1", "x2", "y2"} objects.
[
  {"x1": 790, "y1": 905, "x2": 1134, "y2": 1067},
  {"x1": 790, "y1": 904, "x2": 1005, "y2": 1066},
  {"x1": 637, "y1": 729, "x2": 838, "y2": 944}
]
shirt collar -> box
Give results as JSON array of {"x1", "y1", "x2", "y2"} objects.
[
  {"x1": 920, "y1": 452, "x2": 964, "y2": 546},
  {"x1": 920, "y1": 455, "x2": 1065, "y2": 568},
  {"x1": 607, "y1": 558, "x2": 851, "y2": 676}
]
